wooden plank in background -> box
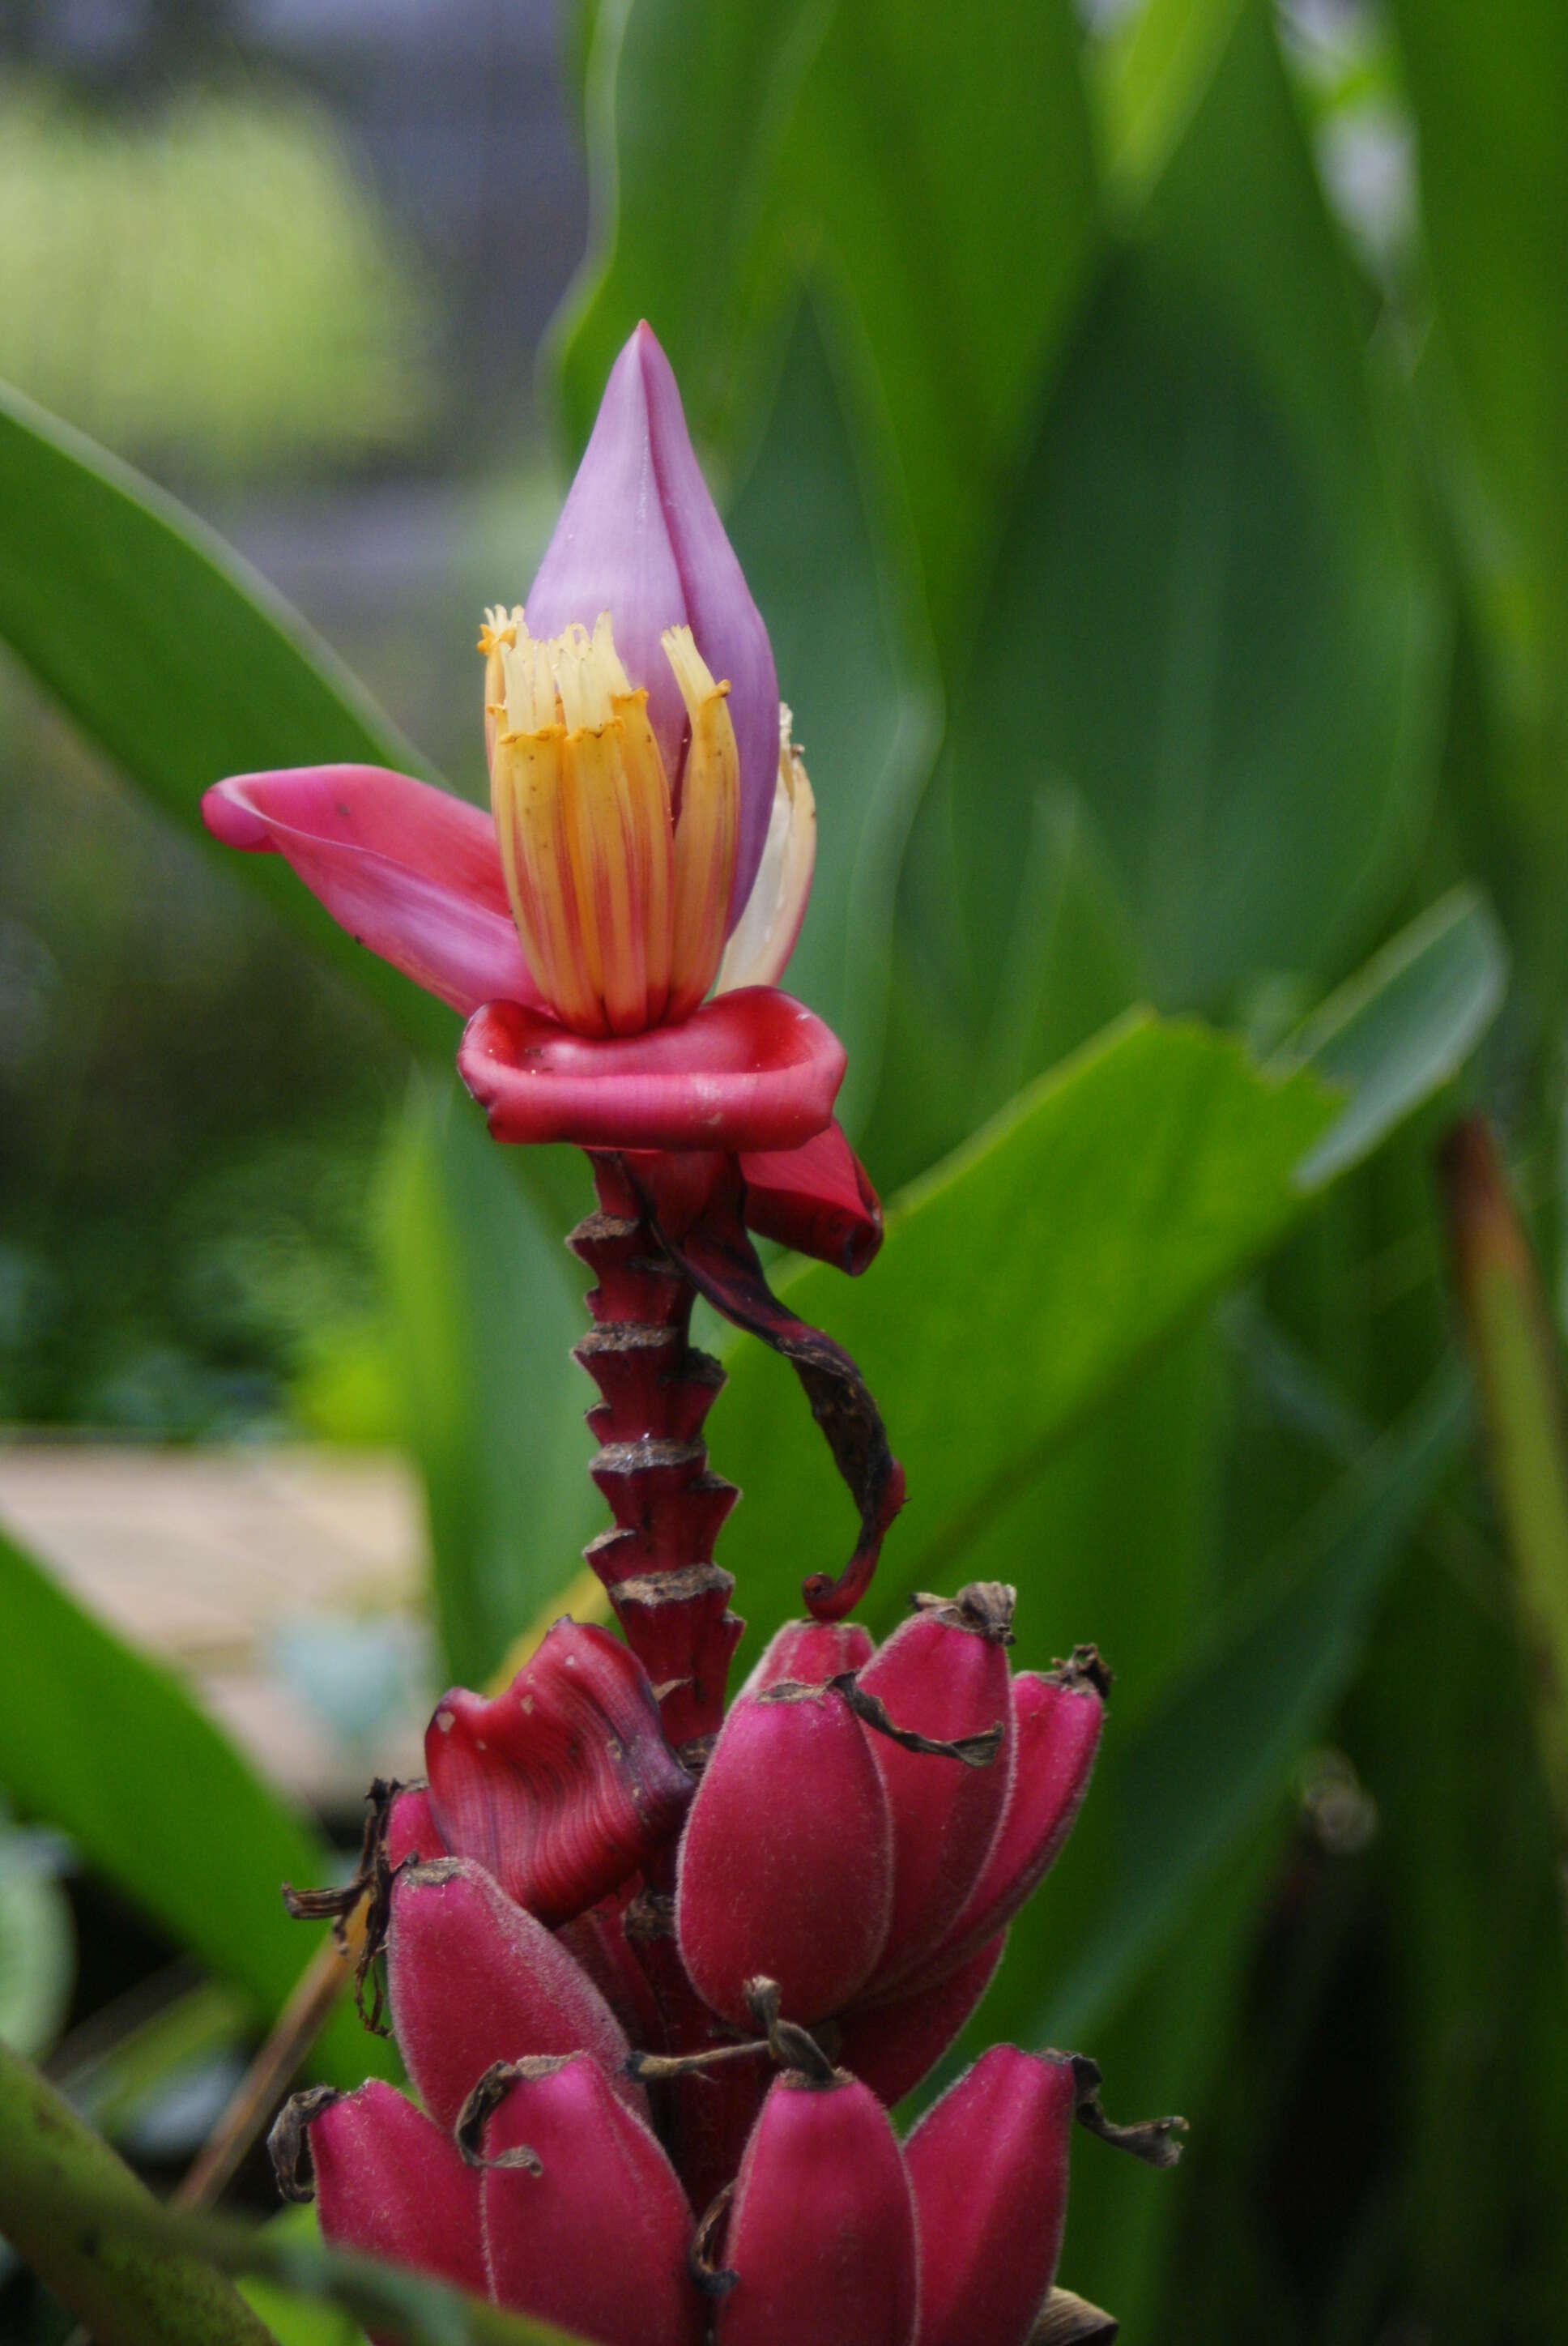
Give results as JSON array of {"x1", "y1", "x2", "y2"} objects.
[{"x1": 0, "y1": 1444, "x2": 428, "y2": 1808}]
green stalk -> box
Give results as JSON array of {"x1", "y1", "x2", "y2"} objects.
[
  {"x1": 0, "y1": 2039, "x2": 586, "y2": 2346},
  {"x1": 1440, "y1": 1116, "x2": 1568, "y2": 1840},
  {"x1": 0, "y1": 2037, "x2": 279, "y2": 2346}
]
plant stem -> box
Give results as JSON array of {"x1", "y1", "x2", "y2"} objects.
[
  {"x1": 0, "y1": 2038, "x2": 584, "y2": 2343},
  {"x1": 174, "y1": 1934, "x2": 348, "y2": 2210},
  {"x1": 1440, "y1": 1115, "x2": 1568, "y2": 1853},
  {"x1": 0, "y1": 2037, "x2": 279, "y2": 2346}
]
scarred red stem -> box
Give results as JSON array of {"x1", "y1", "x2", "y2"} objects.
[
  {"x1": 571, "y1": 1155, "x2": 744, "y2": 1744},
  {"x1": 620, "y1": 1900, "x2": 770, "y2": 2213}
]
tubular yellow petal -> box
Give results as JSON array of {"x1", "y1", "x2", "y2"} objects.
[
  {"x1": 498, "y1": 622, "x2": 557, "y2": 736},
  {"x1": 560, "y1": 722, "x2": 647, "y2": 1034},
  {"x1": 613, "y1": 686, "x2": 674, "y2": 1022},
  {"x1": 663, "y1": 626, "x2": 739, "y2": 1021},
  {"x1": 491, "y1": 724, "x2": 605, "y2": 1035},
  {"x1": 715, "y1": 710, "x2": 816, "y2": 992}
]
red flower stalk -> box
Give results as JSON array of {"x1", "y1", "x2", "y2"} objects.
[{"x1": 241, "y1": 332, "x2": 1182, "y2": 2343}]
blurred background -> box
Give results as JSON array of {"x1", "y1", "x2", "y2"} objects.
[{"x1": 2, "y1": 0, "x2": 1566, "y2": 2340}]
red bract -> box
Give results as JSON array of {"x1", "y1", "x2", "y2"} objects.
[
  {"x1": 424, "y1": 1619, "x2": 692, "y2": 1924},
  {"x1": 458, "y1": 988, "x2": 842, "y2": 1153},
  {"x1": 201, "y1": 763, "x2": 536, "y2": 1017},
  {"x1": 731, "y1": 1121, "x2": 883, "y2": 1274}
]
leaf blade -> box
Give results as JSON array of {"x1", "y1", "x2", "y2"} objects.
[
  {"x1": 0, "y1": 1526, "x2": 379, "y2": 2089},
  {"x1": 1014, "y1": 1371, "x2": 1466, "y2": 2048},
  {"x1": 0, "y1": 382, "x2": 450, "y2": 1056},
  {"x1": 1284, "y1": 885, "x2": 1508, "y2": 1187},
  {"x1": 377, "y1": 1080, "x2": 599, "y2": 1688},
  {"x1": 714, "y1": 1013, "x2": 1336, "y2": 1642}
]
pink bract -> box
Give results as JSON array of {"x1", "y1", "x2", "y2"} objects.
[
  {"x1": 737, "y1": 1121, "x2": 883, "y2": 1273},
  {"x1": 203, "y1": 763, "x2": 538, "y2": 1018},
  {"x1": 458, "y1": 988, "x2": 846, "y2": 1153},
  {"x1": 526, "y1": 322, "x2": 779, "y2": 925},
  {"x1": 202, "y1": 766, "x2": 850, "y2": 1160}
]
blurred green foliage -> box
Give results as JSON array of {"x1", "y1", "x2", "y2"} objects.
[
  {"x1": 0, "y1": 80, "x2": 432, "y2": 476},
  {"x1": 0, "y1": 1521, "x2": 388, "y2": 2092},
  {"x1": 2, "y1": 0, "x2": 1568, "y2": 2341},
  {"x1": 0, "y1": 1811, "x2": 73, "y2": 2062}
]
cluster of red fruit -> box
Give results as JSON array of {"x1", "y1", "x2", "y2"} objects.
[{"x1": 271, "y1": 1586, "x2": 1165, "y2": 2346}]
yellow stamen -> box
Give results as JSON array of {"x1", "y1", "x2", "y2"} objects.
[
  {"x1": 477, "y1": 604, "x2": 520, "y2": 659},
  {"x1": 611, "y1": 685, "x2": 674, "y2": 1022},
  {"x1": 491, "y1": 723, "x2": 604, "y2": 1034},
  {"x1": 480, "y1": 603, "x2": 522, "y2": 774}
]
